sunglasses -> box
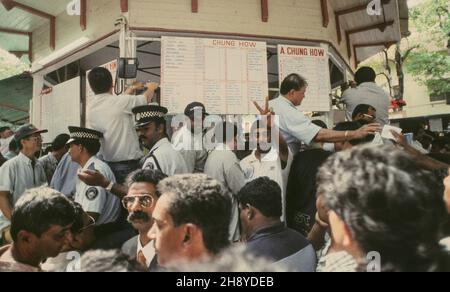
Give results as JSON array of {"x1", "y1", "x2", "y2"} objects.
[
  {"x1": 73, "y1": 215, "x2": 96, "y2": 234},
  {"x1": 122, "y1": 194, "x2": 155, "y2": 209}
]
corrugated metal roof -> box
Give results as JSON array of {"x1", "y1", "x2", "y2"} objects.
[{"x1": 0, "y1": 73, "x2": 32, "y2": 125}]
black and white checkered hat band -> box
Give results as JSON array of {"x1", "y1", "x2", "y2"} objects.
[
  {"x1": 71, "y1": 132, "x2": 100, "y2": 140},
  {"x1": 136, "y1": 111, "x2": 165, "y2": 121}
]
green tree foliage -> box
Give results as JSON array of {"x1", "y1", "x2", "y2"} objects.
[{"x1": 405, "y1": 0, "x2": 450, "y2": 96}]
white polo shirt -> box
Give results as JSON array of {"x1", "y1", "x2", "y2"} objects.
[
  {"x1": 0, "y1": 152, "x2": 47, "y2": 232},
  {"x1": 240, "y1": 148, "x2": 293, "y2": 222},
  {"x1": 87, "y1": 93, "x2": 147, "y2": 162},
  {"x1": 142, "y1": 138, "x2": 189, "y2": 176},
  {"x1": 74, "y1": 156, "x2": 120, "y2": 225},
  {"x1": 269, "y1": 95, "x2": 322, "y2": 155}
]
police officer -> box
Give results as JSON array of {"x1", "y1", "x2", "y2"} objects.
[
  {"x1": 0, "y1": 124, "x2": 48, "y2": 245},
  {"x1": 132, "y1": 105, "x2": 188, "y2": 176},
  {"x1": 68, "y1": 126, "x2": 120, "y2": 225}
]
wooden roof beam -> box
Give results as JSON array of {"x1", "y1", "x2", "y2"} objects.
[
  {"x1": 335, "y1": 0, "x2": 391, "y2": 43},
  {"x1": 191, "y1": 0, "x2": 198, "y2": 13},
  {"x1": 320, "y1": 0, "x2": 329, "y2": 28},
  {"x1": 0, "y1": 0, "x2": 55, "y2": 50},
  {"x1": 80, "y1": 0, "x2": 86, "y2": 31},
  {"x1": 345, "y1": 20, "x2": 395, "y2": 58},
  {"x1": 353, "y1": 40, "x2": 397, "y2": 66},
  {"x1": 261, "y1": 0, "x2": 268, "y2": 22},
  {"x1": 0, "y1": 28, "x2": 32, "y2": 61},
  {"x1": 120, "y1": 0, "x2": 128, "y2": 13}
]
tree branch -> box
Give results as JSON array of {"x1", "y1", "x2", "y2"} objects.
[{"x1": 401, "y1": 45, "x2": 419, "y2": 62}]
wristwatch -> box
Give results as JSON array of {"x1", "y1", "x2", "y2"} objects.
[{"x1": 106, "y1": 181, "x2": 114, "y2": 192}]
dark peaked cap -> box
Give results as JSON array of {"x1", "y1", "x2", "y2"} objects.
[
  {"x1": 132, "y1": 105, "x2": 168, "y2": 128},
  {"x1": 67, "y1": 126, "x2": 103, "y2": 144}
]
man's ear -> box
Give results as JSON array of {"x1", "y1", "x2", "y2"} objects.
[
  {"x1": 17, "y1": 230, "x2": 35, "y2": 244},
  {"x1": 182, "y1": 223, "x2": 199, "y2": 245},
  {"x1": 246, "y1": 204, "x2": 256, "y2": 220}
]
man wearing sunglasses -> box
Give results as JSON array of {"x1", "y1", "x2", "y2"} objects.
[
  {"x1": 121, "y1": 169, "x2": 167, "y2": 270},
  {"x1": 0, "y1": 124, "x2": 48, "y2": 245}
]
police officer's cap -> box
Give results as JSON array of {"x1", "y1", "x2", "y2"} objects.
[
  {"x1": 132, "y1": 105, "x2": 168, "y2": 129},
  {"x1": 67, "y1": 126, "x2": 103, "y2": 144}
]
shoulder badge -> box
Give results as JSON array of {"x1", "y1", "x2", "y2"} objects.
[{"x1": 85, "y1": 187, "x2": 99, "y2": 201}]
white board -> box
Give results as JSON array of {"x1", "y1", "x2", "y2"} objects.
[
  {"x1": 278, "y1": 45, "x2": 331, "y2": 112},
  {"x1": 40, "y1": 77, "x2": 81, "y2": 143},
  {"x1": 161, "y1": 36, "x2": 268, "y2": 114},
  {"x1": 85, "y1": 60, "x2": 117, "y2": 124}
]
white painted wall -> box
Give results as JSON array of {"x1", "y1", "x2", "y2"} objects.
[{"x1": 31, "y1": 0, "x2": 354, "y2": 69}]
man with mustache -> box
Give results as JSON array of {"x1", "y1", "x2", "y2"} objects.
[{"x1": 121, "y1": 169, "x2": 167, "y2": 270}]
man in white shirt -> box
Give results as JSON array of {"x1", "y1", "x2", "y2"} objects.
[
  {"x1": 0, "y1": 124, "x2": 48, "y2": 245},
  {"x1": 241, "y1": 120, "x2": 293, "y2": 222},
  {"x1": 68, "y1": 126, "x2": 120, "y2": 225},
  {"x1": 87, "y1": 67, "x2": 159, "y2": 184},
  {"x1": 240, "y1": 98, "x2": 292, "y2": 222},
  {"x1": 121, "y1": 169, "x2": 167, "y2": 271},
  {"x1": 132, "y1": 105, "x2": 188, "y2": 176},
  {"x1": 341, "y1": 66, "x2": 391, "y2": 126},
  {"x1": 171, "y1": 102, "x2": 209, "y2": 173},
  {"x1": 270, "y1": 73, "x2": 379, "y2": 155}
]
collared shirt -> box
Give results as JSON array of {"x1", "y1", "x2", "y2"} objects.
[
  {"x1": 0, "y1": 245, "x2": 40, "y2": 272},
  {"x1": 74, "y1": 156, "x2": 120, "y2": 225},
  {"x1": 142, "y1": 137, "x2": 189, "y2": 176},
  {"x1": 269, "y1": 95, "x2": 322, "y2": 155},
  {"x1": 0, "y1": 136, "x2": 14, "y2": 157},
  {"x1": 204, "y1": 143, "x2": 245, "y2": 242},
  {"x1": 39, "y1": 152, "x2": 59, "y2": 184},
  {"x1": 0, "y1": 152, "x2": 47, "y2": 232},
  {"x1": 87, "y1": 93, "x2": 147, "y2": 162},
  {"x1": 341, "y1": 82, "x2": 391, "y2": 126},
  {"x1": 136, "y1": 236, "x2": 156, "y2": 268},
  {"x1": 50, "y1": 152, "x2": 79, "y2": 198},
  {"x1": 171, "y1": 125, "x2": 208, "y2": 173},
  {"x1": 240, "y1": 148, "x2": 293, "y2": 222}
]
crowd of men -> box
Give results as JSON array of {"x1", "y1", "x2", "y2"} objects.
[{"x1": 0, "y1": 66, "x2": 449, "y2": 272}]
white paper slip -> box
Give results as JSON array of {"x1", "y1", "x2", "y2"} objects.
[{"x1": 381, "y1": 125, "x2": 402, "y2": 140}]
